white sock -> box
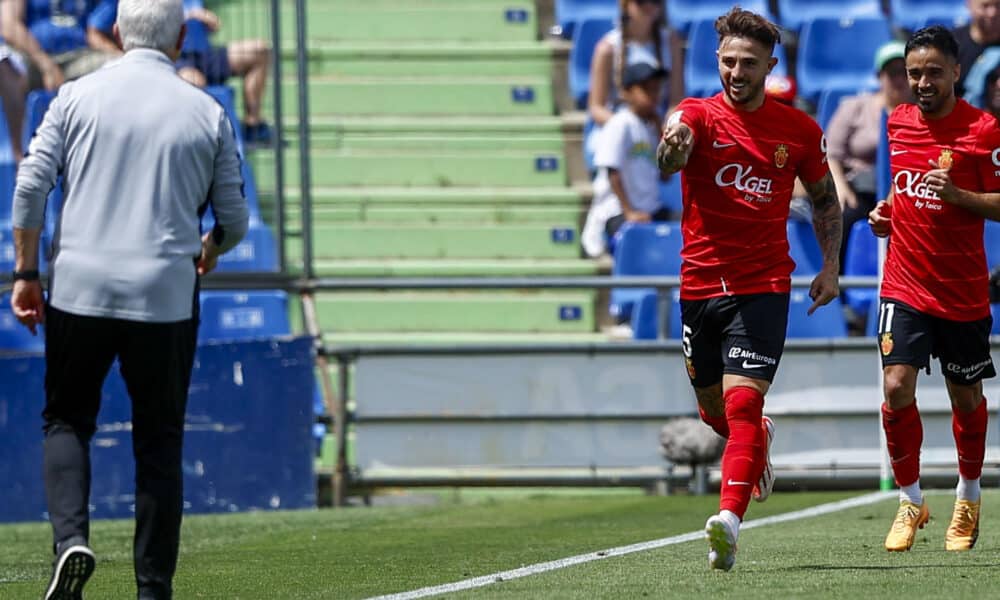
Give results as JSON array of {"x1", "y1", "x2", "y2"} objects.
[
  {"x1": 957, "y1": 476, "x2": 981, "y2": 502},
  {"x1": 899, "y1": 482, "x2": 922, "y2": 505},
  {"x1": 719, "y1": 509, "x2": 741, "y2": 541}
]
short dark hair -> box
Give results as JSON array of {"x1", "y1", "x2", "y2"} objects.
[
  {"x1": 905, "y1": 25, "x2": 959, "y2": 62},
  {"x1": 715, "y1": 6, "x2": 781, "y2": 53}
]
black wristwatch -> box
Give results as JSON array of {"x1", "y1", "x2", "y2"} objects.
[{"x1": 12, "y1": 269, "x2": 40, "y2": 282}]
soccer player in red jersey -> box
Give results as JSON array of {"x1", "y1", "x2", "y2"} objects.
[
  {"x1": 656, "y1": 8, "x2": 842, "y2": 570},
  {"x1": 868, "y1": 26, "x2": 999, "y2": 553}
]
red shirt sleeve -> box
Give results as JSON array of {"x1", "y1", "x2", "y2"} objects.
[
  {"x1": 796, "y1": 115, "x2": 829, "y2": 185},
  {"x1": 672, "y1": 97, "x2": 707, "y2": 144}
]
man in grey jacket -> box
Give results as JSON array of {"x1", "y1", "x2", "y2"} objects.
[{"x1": 10, "y1": 0, "x2": 249, "y2": 597}]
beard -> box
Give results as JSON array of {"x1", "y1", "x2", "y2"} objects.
[{"x1": 724, "y1": 77, "x2": 765, "y2": 105}]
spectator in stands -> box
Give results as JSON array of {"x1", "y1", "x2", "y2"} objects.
[
  {"x1": 953, "y1": 0, "x2": 1000, "y2": 96},
  {"x1": 868, "y1": 25, "x2": 997, "y2": 554},
  {"x1": 585, "y1": 0, "x2": 684, "y2": 163},
  {"x1": 962, "y1": 46, "x2": 1000, "y2": 117},
  {"x1": 827, "y1": 40, "x2": 910, "y2": 264},
  {"x1": 581, "y1": 61, "x2": 670, "y2": 259},
  {"x1": 10, "y1": 0, "x2": 248, "y2": 597},
  {"x1": 0, "y1": 41, "x2": 26, "y2": 162},
  {"x1": 658, "y1": 8, "x2": 841, "y2": 571},
  {"x1": 0, "y1": 0, "x2": 116, "y2": 92},
  {"x1": 88, "y1": 0, "x2": 273, "y2": 146}
]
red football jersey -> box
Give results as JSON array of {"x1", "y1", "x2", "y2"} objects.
[
  {"x1": 882, "y1": 100, "x2": 1000, "y2": 321},
  {"x1": 674, "y1": 94, "x2": 828, "y2": 300}
]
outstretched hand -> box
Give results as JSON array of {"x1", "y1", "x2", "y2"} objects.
[
  {"x1": 807, "y1": 267, "x2": 839, "y2": 316},
  {"x1": 657, "y1": 121, "x2": 693, "y2": 173}
]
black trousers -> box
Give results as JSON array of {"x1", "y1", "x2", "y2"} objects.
[{"x1": 43, "y1": 305, "x2": 198, "y2": 600}]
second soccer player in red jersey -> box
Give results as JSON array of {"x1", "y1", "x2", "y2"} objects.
[
  {"x1": 868, "y1": 26, "x2": 1000, "y2": 553},
  {"x1": 656, "y1": 8, "x2": 842, "y2": 571}
]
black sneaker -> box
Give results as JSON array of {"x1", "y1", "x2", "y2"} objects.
[
  {"x1": 242, "y1": 122, "x2": 274, "y2": 149},
  {"x1": 44, "y1": 537, "x2": 95, "y2": 600}
]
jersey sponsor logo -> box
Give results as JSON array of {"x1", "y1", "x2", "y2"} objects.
[
  {"x1": 946, "y1": 359, "x2": 992, "y2": 380},
  {"x1": 992, "y1": 148, "x2": 1000, "y2": 167},
  {"x1": 894, "y1": 170, "x2": 941, "y2": 202},
  {"x1": 714, "y1": 163, "x2": 775, "y2": 202},
  {"x1": 685, "y1": 356, "x2": 697, "y2": 380},
  {"x1": 774, "y1": 144, "x2": 789, "y2": 168},
  {"x1": 728, "y1": 346, "x2": 777, "y2": 366},
  {"x1": 938, "y1": 148, "x2": 954, "y2": 170}
]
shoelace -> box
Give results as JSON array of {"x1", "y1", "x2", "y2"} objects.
[
  {"x1": 951, "y1": 505, "x2": 976, "y2": 531},
  {"x1": 892, "y1": 505, "x2": 920, "y2": 532}
]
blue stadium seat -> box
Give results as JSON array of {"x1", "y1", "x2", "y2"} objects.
[
  {"x1": 630, "y1": 287, "x2": 683, "y2": 340},
  {"x1": 787, "y1": 219, "x2": 823, "y2": 275},
  {"x1": 569, "y1": 18, "x2": 615, "y2": 109},
  {"x1": 204, "y1": 85, "x2": 245, "y2": 151},
  {"x1": 555, "y1": 0, "x2": 616, "y2": 40},
  {"x1": 796, "y1": 17, "x2": 892, "y2": 103},
  {"x1": 610, "y1": 221, "x2": 684, "y2": 321},
  {"x1": 214, "y1": 223, "x2": 279, "y2": 272},
  {"x1": 22, "y1": 90, "x2": 55, "y2": 152},
  {"x1": 815, "y1": 88, "x2": 853, "y2": 130},
  {"x1": 684, "y1": 19, "x2": 724, "y2": 98},
  {"x1": 198, "y1": 291, "x2": 291, "y2": 342},
  {"x1": 842, "y1": 219, "x2": 879, "y2": 321},
  {"x1": 985, "y1": 220, "x2": 1000, "y2": 269},
  {"x1": 992, "y1": 304, "x2": 1000, "y2": 335},
  {"x1": 667, "y1": 0, "x2": 773, "y2": 35},
  {"x1": 777, "y1": 0, "x2": 883, "y2": 32},
  {"x1": 0, "y1": 161, "x2": 13, "y2": 223},
  {"x1": 889, "y1": 0, "x2": 967, "y2": 31},
  {"x1": 787, "y1": 290, "x2": 848, "y2": 338},
  {"x1": 0, "y1": 293, "x2": 45, "y2": 352},
  {"x1": 685, "y1": 19, "x2": 788, "y2": 98},
  {"x1": 659, "y1": 174, "x2": 682, "y2": 215},
  {"x1": 0, "y1": 221, "x2": 48, "y2": 274},
  {"x1": 866, "y1": 299, "x2": 880, "y2": 336}
]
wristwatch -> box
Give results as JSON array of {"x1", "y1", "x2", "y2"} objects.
[{"x1": 11, "y1": 269, "x2": 40, "y2": 281}]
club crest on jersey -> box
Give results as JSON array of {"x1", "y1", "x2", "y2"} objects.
[
  {"x1": 880, "y1": 333, "x2": 894, "y2": 356},
  {"x1": 685, "y1": 357, "x2": 696, "y2": 380},
  {"x1": 774, "y1": 144, "x2": 789, "y2": 168},
  {"x1": 938, "y1": 149, "x2": 953, "y2": 170}
]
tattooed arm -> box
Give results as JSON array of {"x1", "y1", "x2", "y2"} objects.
[{"x1": 801, "y1": 172, "x2": 843, "y2": 315}]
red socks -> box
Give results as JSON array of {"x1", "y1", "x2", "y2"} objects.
[
  {"x1": 953, "y1": 398, "x2": 988, "y2": 481},
  {"x1": 719, "y1": 386, "x2": 765, "y2": 519},
  {"x1": 882, "y1": 402, "x2": 922, "y2": 487},
  {"x1": 698, "y1": 404, "x2": 730, "y2": 438}
]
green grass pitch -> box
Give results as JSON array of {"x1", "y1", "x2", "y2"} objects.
[{"x1": 1, "y1": 489, "x2": 998, "y2": 598}]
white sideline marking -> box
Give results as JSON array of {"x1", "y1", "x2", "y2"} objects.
[{"x1": 366, "y1": 491, "x2": 894, "y2": 600}]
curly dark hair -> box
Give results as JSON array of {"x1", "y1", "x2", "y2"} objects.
[
  {"x1": 714, "y1": 6, "x2": 781, "y2": 53},
  {"x1": 905, "y1": 25, "x2": 959, "y2": 62}
]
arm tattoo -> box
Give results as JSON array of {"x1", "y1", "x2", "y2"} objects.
[{"x1": 803, "y1": 172, "x2": 843, "y2": 268}]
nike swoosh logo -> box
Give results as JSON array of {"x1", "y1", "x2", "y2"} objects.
[
  {"x1": 713, "y1": 141, "x2": 736, "y2": 148},
  {"x1": 891, "y1": 149, "x2": 907, "y2": 156},
  {"x1": 727, "y1": 480, "x2": 752, "y2": 486},
  {"x1": 965, "y1": 366, "x2": 987, "y2": 380},
  {"x1": 741, "y1": 360, "x2": 768, "y2": 369}
]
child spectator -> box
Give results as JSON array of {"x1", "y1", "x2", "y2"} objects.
[
  {"x1": 585, "y1": 0, "x2": 683, "y2": 168},
  {"x1": 582, "y1": 61, "x2": 670, "y2": 258}
]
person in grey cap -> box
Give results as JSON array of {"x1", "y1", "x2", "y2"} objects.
[{"x1": 9, "y1": 0, "x2": 248, "y2": 597}]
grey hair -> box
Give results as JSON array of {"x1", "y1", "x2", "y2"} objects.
[{"x1": 116, "y1": 0, "x2": 184, "y2": 53}]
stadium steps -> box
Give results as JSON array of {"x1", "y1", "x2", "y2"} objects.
[
  {"x1": 321, "y1": 331, "x2": 611, "y2": 346},
  {"x1": 313, "y1": 292, "x2": 596, "y2": 333},
  {"x1": 287, "y1": 224, "x2": 581, "y2": 260},
  {"x1": 277, "y1": 77, "x2": 554, "y2": 118},
  {"x1": 211, "y1": 0, "x2": 539, "y2": 44},
  {"x1": 252, "y1": 148, "x2": 565, "y2": 188},
  {"x1": 302, "y1": 259, "x2": 599, "y2": 277},
  {"x1": 283, "y1": 205, "x2": 582, "y2": 226}
]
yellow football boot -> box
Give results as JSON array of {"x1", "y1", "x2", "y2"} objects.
[
  {"x1": 945, "y1": 499, "x2": 980, "y2": 551},
  {"x1": 884, "y1": 500, "x2": 929, "y2": 552}
]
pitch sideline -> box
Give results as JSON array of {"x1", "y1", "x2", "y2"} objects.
[{"x1": 366, "y1": 491, "x2": 895, "y2": 600}]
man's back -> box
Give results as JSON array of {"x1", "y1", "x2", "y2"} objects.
[{"x1": 14, "y1": 48, "x2": 247, "y2": 322}]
